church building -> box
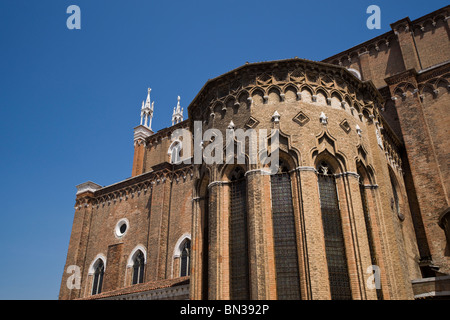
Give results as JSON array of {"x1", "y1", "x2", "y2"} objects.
[{"x1": 59, "y1": 5, "x2": 450, "y2": 300}]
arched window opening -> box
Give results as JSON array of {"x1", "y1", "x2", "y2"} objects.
[
  {"x1": 132, "y1": 251, "x2": 145, "y2": 285},
  {"x1": 271, "y1": 161, "x2": 301, "y2": 300},
  {"x1": 169, "y1": 141, "x2": 182, "y2": 164},
  {"x1": 229, "y1": 167, "x2": 250, "y2": 300},
  {"x1": 389, "y1": 170, "x2": 404, "y2": 221},
  {"x1": 91, "y1": 259, "x2": 104, "y2": 295},
  {"x1": 180, "y1": 239, "x2": 191, "y2": 277},
  {"x1": 317, "y1": 161, "x2": 352, "y2": 300}
]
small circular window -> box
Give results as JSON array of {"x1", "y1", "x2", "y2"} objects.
[{"x1": 115, "y1": 219, "x2": 129, "y2": 238}]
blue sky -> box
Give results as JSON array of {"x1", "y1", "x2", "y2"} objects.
[{"x1": 0, "y1": 0, "x2": 447, "y2": 300}]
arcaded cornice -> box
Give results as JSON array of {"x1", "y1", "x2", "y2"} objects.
[{"x1": 187, "y1": 57, "x2": 384, "y2": 124}]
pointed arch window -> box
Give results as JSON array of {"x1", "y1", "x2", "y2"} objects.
[
  {"x1": 180, "y1": 239, "x2": 191, "y2": 277},
  {"x1": 389, "y1": 171, "x2": 403, "y2": 221},
  {"x1": 317, "y1": 162, "x2": 352, "y2": 300},
  {"x1": 91, "y1": 259, "x2": 104, "y2": 295},
  {"x1": 270, "y1": 161, "x2": 301, "y2": 300},
  {"x1": 169, "y1": 141, "x2": 182, "y2": 164},
  {"x1": 229, "y1": 167, "x2": 250, "y2": 300},
  {"x1": 132, "y1": 251, "x2": 145, "y2": 285}
]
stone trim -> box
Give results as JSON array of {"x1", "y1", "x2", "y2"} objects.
[{"x1": 99, "y1": 284, "x2": 190, "y2": 300}]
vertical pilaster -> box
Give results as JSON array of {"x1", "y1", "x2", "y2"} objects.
[
  {"x1": 245, "y1": 170, "x2": 276, "y2": 299},
  {"x1": 366, "y1": 118, "x2": 415, "y2": 299},
  {"x1": 297, "y1": 168, "x2": 331, "y2": 299},
  {"x1": 341, "y1": 173, "x2": 378, "y2": 300},
  {"x1": 156, "y1": 178, "x2": 172, "y2": 279},
  {"x1": 59, "y1": 182, "x2": 100, "y2": 300},
  {"x1": 132, "y1": 125, "x2": 153, "y2": 177},
  {"x1": 103, "y1": 243, "x2": 124, "y2": 292},
  {"x1": 190, "y1": 195, "x2": 202, "y2": 299},
  {"x1": 207, "y1": 181, "x2": 226, "y2": 299},
  {"x1": 358, "y1": 51, "x2": 373, "y2": 81},
  {"x1": 391, "y1": 18, "x2": 422, "y2": 71}
]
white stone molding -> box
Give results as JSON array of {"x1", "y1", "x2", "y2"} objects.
[
  {"x1": 173, "y1": 233, "x2": 192, "y2": 258},
  {"x1": 88, "y1": 253, "x2": 107, "y2": 275},
  {"x1": 127, "y1": 245, "x2": 147, "y2": 268},
  {"x1": 76, "y1": 181, "x2": 102, "y2": 195}
]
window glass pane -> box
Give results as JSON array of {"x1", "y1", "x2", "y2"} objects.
[
  {"x1": 92, "y1": 260, "x2": 104, "y2": 295},
  {"x1": 180, "y1": 240, "x2": 190, "y2": 277},
  {"x1": 133, "y1": 251, "x2": 145, "y2": 284},
  {"x1": 229, "y1": 171, "x2": 249, "y2": 300},
  {"x1": 318, "y1": 165, "x2": 352, "y2": 300},
  {"x1": 271, "y1": 172, "x2": 301, "y2": 300}
]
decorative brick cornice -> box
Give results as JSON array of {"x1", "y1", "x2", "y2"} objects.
[
  {"x1": 187, "y1": 58, "x2": 383, "y2": 124},
  {"x1": 74, "y1": 165, "x2": 194, "y2": 210},
  {"x1": 384, "y1": 69, "x2": 418, "y2": 86},
  {"x1": 417, "y1": 60, "x2": 450, "y2": 83}
]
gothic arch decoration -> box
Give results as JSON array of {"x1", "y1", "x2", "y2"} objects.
[
  {"x1": 127, "y1": 246, "x2": 147, "y2": 285},
  {"x1": 174, "y1": 234, "x2": 192, "y2": 257},
  {"x1": 127, "y1": 245, "x2": 147, "y2": 268},
  {"x1": 168, "y1": 139, "x2": 182, "y2": 164},
  {"x1": 267, "y1": 85, "x2": 282, "y2": 103},
  {"x1": 392, "y1": 81, "x2": 418, "y2": 99},
  {"x1": 311, "y1": 129, "x2": 348, "y2": 173},
  {"x1": 188, "y1": 59, "x2": 383, "y2": 126},
  {"x1": 257, "y1": 128, "x2": 301, "y2": 173},
  {"x1": 356, "y1": 143, "x2": 369, "y2": 165},
  {"x1": 88, "y1": 254, "x2": 106, "y2": 296},
  {"x1": 412, "y1": 13, "x2": 448, "y2": 34},
  {"x1": 316, "y1": 159, "x2": 352, "y2": 299},
  {"x1": 388, "y1": 165, "x2": 405, "y2": 221},
  {"x1": 88, "y1": 254, "x2": 107, "y2": 275},
  {"x1": 174, "y1": 234, "x2": 192, "y2": 277},
  {"x1": 419, "y1": 74, "x2": 450, "y2": 100}
]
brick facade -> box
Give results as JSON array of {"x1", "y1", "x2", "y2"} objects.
[{"x1": 59, "y1": 6, "x2": 449, "y2": 300}]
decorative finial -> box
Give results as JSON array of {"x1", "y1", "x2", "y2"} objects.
[
  {"x1": 356, "y1": 124, "x2": 362, "y2": 136},
  {"x1": 140, "y1": 88, "x2": 154, "y2": 130},
  {"x1": 172, "y1": 95, "x2": 183, "y2": 126},
  {"x1": 319, "y1": 112, "x2": 328, "y2": 125},
  {"x1": 272, "y1": 110, "x2": 281, "y2": 123}
]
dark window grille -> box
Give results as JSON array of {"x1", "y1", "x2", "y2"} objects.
[
  {"x1": 318, "y1": 163, "x2": 352, "y2": 300},
  {"x1": 359, "y1": 180, "x2": 383, "y2": 300},
  {"x1": 132, "y1": 251, "x2": 145, "y2": 285},
  {"x1": 180, "y1": 240, "x2": 191, "y2": 277},
  {"x1": 271, "y1": 170, "x2": 301, "y2": 300},
  {"x1": 391, "y1": 177, "x2": 400, "y2": 215},
  {"x1": 229, "y1": 168, "x2": 250, "y2": 300},
  {"x1": 92, "y1": 260, "x2": 104, "y2": 295}
]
